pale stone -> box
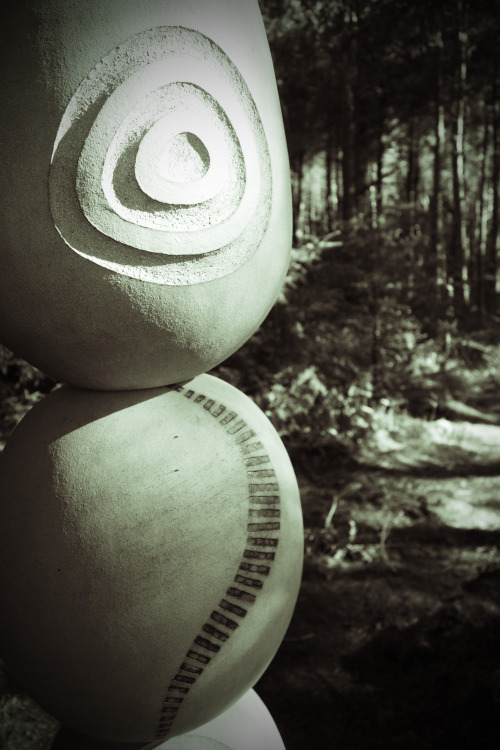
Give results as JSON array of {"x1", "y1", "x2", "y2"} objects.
[
  {"x1": 154, "y1": 689, "x2": 285, "y2": 750},
  {"x1": 0, "y1": 0, "x2": 292, "y2": 389},
  {"x1": 54, "y1": 27, "x2": 271, "y2": 275},
  {"x1": 0, "y1": 375, "x2": 303, "y2": 744}
]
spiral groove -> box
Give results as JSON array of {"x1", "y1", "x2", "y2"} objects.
[{"x1": 49, "y1": 27, "x2": 272, "y2": 285}]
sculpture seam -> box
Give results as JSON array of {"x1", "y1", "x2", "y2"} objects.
[{"x1": 155, "y1": 384, "x2": 281, "y2": 740}]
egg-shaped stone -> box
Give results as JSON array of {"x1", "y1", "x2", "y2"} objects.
[
  {"x1": 0, "y1": 375, "x2": 303, "y2": 744},
  {"x1": 0, "y1": 0, "x2": 292, "y2": 389}
]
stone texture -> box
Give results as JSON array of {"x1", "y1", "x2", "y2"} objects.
[
  {"x1": 0, "y1": 375, "x2": 303, "y2": 743},
  {"x1": 0, "y1": 0, "x2": 292, "y2": 389}
]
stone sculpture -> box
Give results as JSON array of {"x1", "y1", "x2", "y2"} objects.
[
  {"x1": 0, "y1": 0, "x2": 292, "y2": 389},
  {"x1": 0, "y1": 376, "x2": 303, "y2": 744},
  {"x1": 0, "y1": 2, "x2": 303, "y2": 748}
]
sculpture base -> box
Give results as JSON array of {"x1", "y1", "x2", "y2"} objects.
[{"x1": 50, "y1": 689, "x2": 285, "y2": 750}]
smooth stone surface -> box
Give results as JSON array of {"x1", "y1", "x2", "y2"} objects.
[
  {"x1": 0, "y1": 0, "x2": 292, "y2": 389},
  {"x1": 157, "y1": 688, "x2": 285, "y2": 750},
  {"x1": 50, "y1": 689, "x2": 285, "y2": 750},
  {"x1": 0, "y1": 375, "x2": 303, "y2": 743}
]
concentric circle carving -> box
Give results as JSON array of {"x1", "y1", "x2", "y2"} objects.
[{"x1": 49, "y1": 27, "x2": 272, "y2": 285}]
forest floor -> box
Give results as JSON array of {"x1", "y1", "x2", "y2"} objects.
[
  {"x1": 1, "y1": 419, "x2": 500, "y2": 750},
  {"x1": 257, "y1": 462, "x2": 500, "y2": 750}
]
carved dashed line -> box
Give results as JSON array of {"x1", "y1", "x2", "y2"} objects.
[
  {"x1": 241, "y1": 441, "x2": 264, "y2": 455},
  {"x1": 211, "y1": 611, "x2": 239, "y2": 630},
  {"x1": 225, "y1": 586, "x2": 257, "y2": 603},
  {"x1": 180, "y1": 663, "x2": 204, "y2": 675},
  {"x1": 194, "y1": 636, "x2": 221, "y2": 653},
  {"x1": 249, "y1": 483, "x2": 279, "y2": 493},
  {"x1": 234, "y1": 574, "x2": 263, "y2": 589},
  {"x1": 250, "y1": 496, "x2": 280, "y2": 506},
  {"x1": 239, "y1": 562, "x2": 271, "y2": 575},
  {"x1": 173, "y1": 674, "x2": 196, "y2": 684},
  {"x1": 248, "y1": 468, "x2": 276, "y2": 478},
  {"x1": 244, "y1": 454, "x2": 272, "y2": 466},
  {"x1": 157, "y1": 387, "x2": 281, "y2": 739},
  {"x1": 226, "y1": 419, "x2": 246, "y2": 435},
  {"x1": 243, "y1": 549, "x2": 276, "y2": 561},
  {"x1": 219, "y1": 598, "x2": 247, "y2": 617},
  {"x1": 248, "y1": 521, "x2": 281, "y2": 532},
  {"x1": 186, "y1": 650, "x2": 211, "y2": 664},
  {"x1": 246, "y1": 537, "x2": 279, "y2": 547},
  {"x1": 219, "y1": 411, "x2": 237, "y2": 426},
  {"x1": 212, "y1": 404, "x2": 226, "y2": 418},
  {"x1": 235, "y1": 429, "x2": 256, "y2": 443},
  {"x1": 202, "y1": 623, "x2": 230, "y2": 642},
  {"x1": 249, "y1": 508, "x2": 280, "y2": 518}
]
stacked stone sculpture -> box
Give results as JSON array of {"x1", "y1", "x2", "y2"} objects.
[{"x1": 0, "y1": 2, "x2": 303, "y2": 748}]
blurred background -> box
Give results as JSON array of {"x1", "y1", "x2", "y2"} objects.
[{"x1": 2, "y1": 0, "x2": 500, "y2": 747}]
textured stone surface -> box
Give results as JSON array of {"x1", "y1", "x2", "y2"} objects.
[
  {"x1": 0, "y1": 0, "x2": 292, "y2": 388},
  {"x1": 0, "y1": 375, "x2": 303, "y2": 743}
]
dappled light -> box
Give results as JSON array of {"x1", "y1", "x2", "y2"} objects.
[{"x1": 2, "y1": 0, "x2": 500, "y2": 748}]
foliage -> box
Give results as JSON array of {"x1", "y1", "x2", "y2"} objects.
[
  {"x1": 0, "y1": 345, "x2": 55, "y2": 448},
  {"x1": 214, "y1": 214, "x2": 500, "y2": 483},
  {"x1": 261, "y1": 0, "x2": 500, "y2": 314}
]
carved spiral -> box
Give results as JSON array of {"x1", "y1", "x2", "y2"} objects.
[{"x1": 49, "y1": 27, "x2": 272, "y2": 285}]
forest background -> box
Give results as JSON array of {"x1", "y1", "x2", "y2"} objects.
[{"x1": 1, "y1": 0, "x2": 500, "y2": 748}]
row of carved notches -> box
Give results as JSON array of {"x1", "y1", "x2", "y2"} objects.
[{"x1": 155, "y1": 388, "x2": 281, "y2": 739}]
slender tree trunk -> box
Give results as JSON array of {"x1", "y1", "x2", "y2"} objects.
[
  {"x1": 339, "y1": 0, "x2": 357, "y2": 222},
  {"x1": 292, "y1": 152, "x2": 304, "y2": 245},
  {"x1": 310, "y1": 174, "x2": 322, "y2": 236},
  {"x1": 375, "y1": 103, "x2": 385, "y2": 226},
  {"x1": 340, "y1": 75, "x2": 354, "y2": 222},
  {"x1": 429, "y1": 35, "x2": 446, "y2": 293},
  {"x1": 474, "y1": 104, "x2": 490, "y2": 318},
  {"x1": 336, "y1": 152, "x2": 343, "y2": 222},
  {"x1": 485, "y1": 64, "x2": 500, "y2": 315},
  {"x1": 325, "y1": 118, "x2": 334, "y2": 234},
  {"x1": 406, "y1": 117, "x2": 419, "y2": 236},
  {"x1": 406, "y1": 118, "x2": 415, "y2": 235},
  {"x1": 449, "y1": 7, "x2": 469, "y2": 311},
  {"x1": 304, "y1": 177, "x2": 313, "y2": 238},
  {"x1": 369, "y1": 163, "x2": 377, "y2": 230}
]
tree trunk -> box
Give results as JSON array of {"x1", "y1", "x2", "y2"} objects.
[
  {"x1": 352, "y1": 0, "x2": 363, "y2": 220},
  {"x1": 485, "y1": 62, "x2": 500, "y2": 315},
  {"x1": 406, "y1": 117, "x2": 419, "y2": 236},
  {"x1": 339, "y1": 1, "x2": 357, "y2": 222},
  {"x1": 292, "y1": 151, "x2": 304, "y2": 246},
  {"x1": 449, "y1": 6, "x2": 469, "y2": 312},
  {"x1": 428, "y1": 34, "x2": 446, "y2": 293},
  {"x1": 325, "y1": 119, "x2": 334, "y2": 234},
  {"x1": 340, "y1": 75, "x2": 354, "y2": 222},
  {"x1": 375, "y1": 102, "x2": 385, "y2": 227},
  {"x1": 474, "y1": 103, "x2": 490, "y2": 318}
]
